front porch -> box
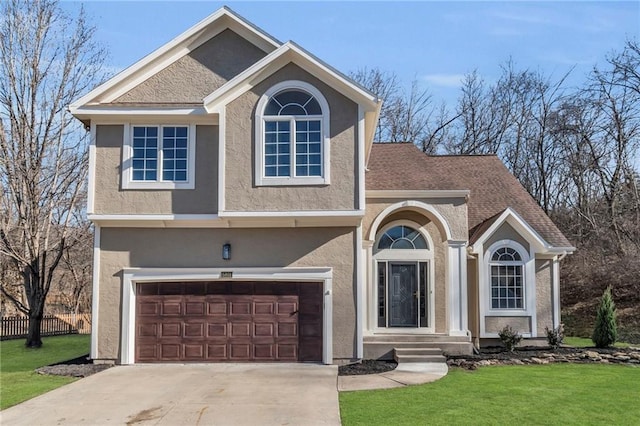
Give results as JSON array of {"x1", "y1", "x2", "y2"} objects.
[{"x1": 364, "y1": 333, "x2": 474, "y2": 360}]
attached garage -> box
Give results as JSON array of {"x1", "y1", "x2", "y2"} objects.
[{"x1": 135, "y1": 281, "x2": 323, "y2": 362}]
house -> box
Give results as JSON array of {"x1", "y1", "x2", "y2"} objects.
[{"x1": 70, "y1": 7, "x2": 574, "y2": 365}]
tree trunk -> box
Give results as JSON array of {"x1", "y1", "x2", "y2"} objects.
[{"x1": 26, "y1": 306, "x2": 43, "y2": 348}]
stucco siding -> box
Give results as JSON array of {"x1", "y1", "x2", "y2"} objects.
[
  {"x1": 97, "y1": 227, "x2": 356, "y2": 362},
  {"x1": 93, "y1": 124, "x2": 218, "y2": 214},
  {"x1": 113, "y1": 30, "x2": 266, "y2": 104},
  {"x1": 224, "y1": 63, "x2": 358, "y2": 211},
  {"x1": 485, "y1": 316, "x2": 531, "y2": 334},
  {"x1": 363, "y1": 198, "x2": 469, "y2": 242},
  {"x1": 535, "y1": 259, "x2": 554, "y2": 335},
  {"x1": 484, "y1": 222, "x2": 530, "y2": 253}
]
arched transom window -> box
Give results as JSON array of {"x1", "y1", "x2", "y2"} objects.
[
  {"x1": 377, "y1": 225, "x2": 428, "y2": 250},
  {"x1": 255, "y1": 79, "x2": 332, "y2": 187},
  {"x1": 489, "y1": 246, "x2": 524, "y2": 309}
]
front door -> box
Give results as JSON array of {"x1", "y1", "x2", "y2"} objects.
[{"x1": 388, "y1": 263, "x2": 418, "y2": 327}]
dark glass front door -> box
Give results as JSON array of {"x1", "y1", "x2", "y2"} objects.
[{"x1": 388, "y1": 263, "x2": 418, "y2": 327}]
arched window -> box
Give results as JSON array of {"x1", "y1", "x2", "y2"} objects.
[
  {"x1": 255, "y1": 81, "x2": 330, "y2": 186},
  {"x1": 376, "y1": 225, "x2": 428, "y2": 250},
  {"x1": 489, "y1": 246, "x2": 525, "y2": 309}
]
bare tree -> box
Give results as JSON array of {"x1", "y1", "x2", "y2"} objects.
[
  {"x1": 350, "y1": 67, "x2": 455, "y2": 152},
  {"x1": 0, "y1": 0, "x2": 105, "y2": 347}
]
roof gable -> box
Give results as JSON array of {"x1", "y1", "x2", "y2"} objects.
[
  {"x1": 69, "y1": 7, "x2": 280, "y2": 110},
  {"x1": 203, "y1": 41, "x2": 379, "y2": 112},
  {"x1": 367, "y1": 143, "x2": 574, "y2": 250}
]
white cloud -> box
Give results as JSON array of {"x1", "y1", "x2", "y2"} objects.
[{"x1": 423, "y1": 73, "x2": 466, "y2": 88}]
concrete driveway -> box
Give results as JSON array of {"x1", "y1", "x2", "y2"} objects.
[{"x1": 0, "y1": 363, "x2": 340, "y2": 426}]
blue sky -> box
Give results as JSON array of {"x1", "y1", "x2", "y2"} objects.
[{"x1": 62, "y1": 1, "x2": 639, "y2": 108}]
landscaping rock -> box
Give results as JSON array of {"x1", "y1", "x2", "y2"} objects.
[{"x1": 447, "y1": 346, "x2": 640, "y2": 370}]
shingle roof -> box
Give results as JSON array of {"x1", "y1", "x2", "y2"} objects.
[{"x1": 367, "y1": 143, "x2": 572, "y2": 248}]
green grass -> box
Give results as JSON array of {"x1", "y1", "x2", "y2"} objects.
[
  {"x1": 0, "y1": 334, "x2": 90, "y2": 410},
  {"x1": 564, "y1": 336, "x2": 632, "y2": 348},
  {"x1": 340, "y1": 364, "x2": 640, "y2": 425}
]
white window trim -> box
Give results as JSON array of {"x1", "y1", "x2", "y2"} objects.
[
  {"x1": 371, "y1": 220, "x2": 435, "y2": 334},
  {"x1": 254, "y1": 80, "x2": 330, "y2": 186},
  {"x1": 480, "y1": 239, "x2": 537, "y2": 338},
  {"x1": 122, "y1": 123, "x2": 196, "y2": 190}
]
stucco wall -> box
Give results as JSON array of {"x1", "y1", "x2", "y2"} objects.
[
  {"x1": 93, "y1": 124, "x2": 218, "y2": 215},
  {"x1": 484, "y1": 222, "x2": 530, "y2": 253},
  {"x1": 224, "y1": 63, "x2": 359, "y2": 211},
  {"x1": 363, "y1": 198, "x2": 468, "y2": 242},
  {"x1": 113, "y1": 30, "x2": 266, "y2": 104},
  {"x1": 97, "y1": 227, "x2": 356, "y2": 362},
  {"x1": 535, "y1": 259, "x2": 554, "y2": 335},
  {"x1": 485, "y1": 316, "x2": 531, "y2": 334}
]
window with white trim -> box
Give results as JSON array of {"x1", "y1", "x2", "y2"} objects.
[
  {"x1": 123, "y1": 124, "x2": 196, "y2": 189},
  {"x1": 489, "y1": 247, "x2": 524, "y2": 309},
  {"x1": 255, "y1": 81, "x2": 330, "y2": 186}
]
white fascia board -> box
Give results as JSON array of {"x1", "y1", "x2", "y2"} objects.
[
  {"x1": 88, "y1": 211, "x2": 364, "y2": 228},
  {"x1": 204, "y1": 42, "x2": 379, "y2": 113},
  {"x1": 470, "y1": 207, "x2": 559, "y2": 254},
  {"x1": 69, "y1": 7, "x2": 280, "y2": 111},
  {"x1": 219, "y1": 210, "x2": 364, "y2": 218},
  {"x1": 366, "y1": 190, "x2": 470, "y2": 199}
]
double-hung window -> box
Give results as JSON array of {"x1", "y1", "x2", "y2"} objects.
[
  {"x1": 123, "y1": 124, "x2": 195, "y2": 189},
  {"x1": 489, "y1": 247, "x2": 525, "y2": 309},
  {"x1": 255, "y1": 81, "x2": 330, "y2": 186}
]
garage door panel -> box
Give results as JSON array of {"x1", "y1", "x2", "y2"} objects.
[
  {"x1": 277, "y1": 344, "x2": 298, "y2": 360},
  {"x1": 136, "y1": 282, "x2": 323, "y2": 363},
  {"x1": 207, "y1": 344, "x2": 227, "y2": 359},
  {"x1": 184, "y1": 343, "x2": 205, "y2": 359},
  {"x1": 185, "y1": 301, "x2": 205, "y2": 316},
  {"x1": 184, "y1": 322, "x2": 205, "y2": 338},
  {"x1": 208, "y1": 323, "x2": 227, "y2": 337},
  {"x1": 230, "y1": 322, "x2": 251, "y2": 337},
  {"x1": 160, "y1": 344, "x2": 181, "y2": 359},
  {"x1": 138, "y1": 323, "x2": 157, "y2": 337},
  {"x1": 207, "y1": 301, "x2": 227, "y2": 315},
  {"x1": 254, "y1": 322, "x2": 274, "y2": 337},
  {"x1": 230, "y1": 343, "x2": 251, "y2": 359},
  {"x1": 278, "y1": 322, "x2": 297, "y2": 337},
  {"x1": 230, "y1": 301, "x2": 251, "y2": 315},
  {"x1": 162, "y1": 301, "x2": 182, "y2": 316}
]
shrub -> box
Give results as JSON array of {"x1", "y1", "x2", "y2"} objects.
[
  {"x1": 592, "y1": 287, "x2": 617, "y2": 348},
  {"x1": 545, "y1": 324, "x2": 565, "y2": 349},
  {"x1": 498, "y1": 325, "x2": 522, "y2": 352}
]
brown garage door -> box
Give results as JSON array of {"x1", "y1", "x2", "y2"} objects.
[{"x1": 135, "y1": 281, "x2": 323, "y2": 362}]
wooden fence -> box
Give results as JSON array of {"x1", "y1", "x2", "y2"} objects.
[{"x1": 0, "y1": 313, "x2": 91, "y2": 340}]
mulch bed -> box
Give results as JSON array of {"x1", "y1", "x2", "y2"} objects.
[
  {"x1": 338, "y1": 359, "x2": 398, "y2": 376},
  {"x1": 36, "y1": 354, "x2": 112, "y2": 378}
]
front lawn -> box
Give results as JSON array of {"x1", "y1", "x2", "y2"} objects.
[
  {"x1": 564, "y1": 336, "x2": 631, "y2": 348},
  {"x1": 340, "y1": 364, "x2": 640, "y2": 425},
  {"x1": 0, "y1": 334, "x2": 90, "y2": 410}
]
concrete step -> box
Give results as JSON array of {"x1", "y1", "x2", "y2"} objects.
[
  {"x1": 364, "y1": 334, "x2": 471, "y2": 343},
  {"x1": 393, "y1": 347, "x2": 447, "y2": 363},
  {"x1": 395, "y1": 354, "x2": 448, "y2": 363},
  {"x1": 394, "y1": 347, "x2": 443, "y2": 356}
]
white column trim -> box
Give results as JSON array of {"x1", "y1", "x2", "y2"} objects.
[
  {"x1": 357, "y1": 105, "x2": 365, "y2": 210},
  {"x1": 120, "y1": 267, "x2": 334, "y2": 365},
  {"x1": 87, "y1": 123, "x2": 97, "y2": 214},
  {"x1": 355, "y1": 224, "x2": 364, "y2": 359},
  {"x1": 90, "y1": 226, "x2": 100, "y2": 359},
  {"x1": 217, "y1": 107, "x2": 226, "y2": 212},
  {"x1": 448, "y1": 240, "x2": 469, "y2": 337},
  {"x1": 552, "y1": 256, "x2": 560, "y2": 329}
]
